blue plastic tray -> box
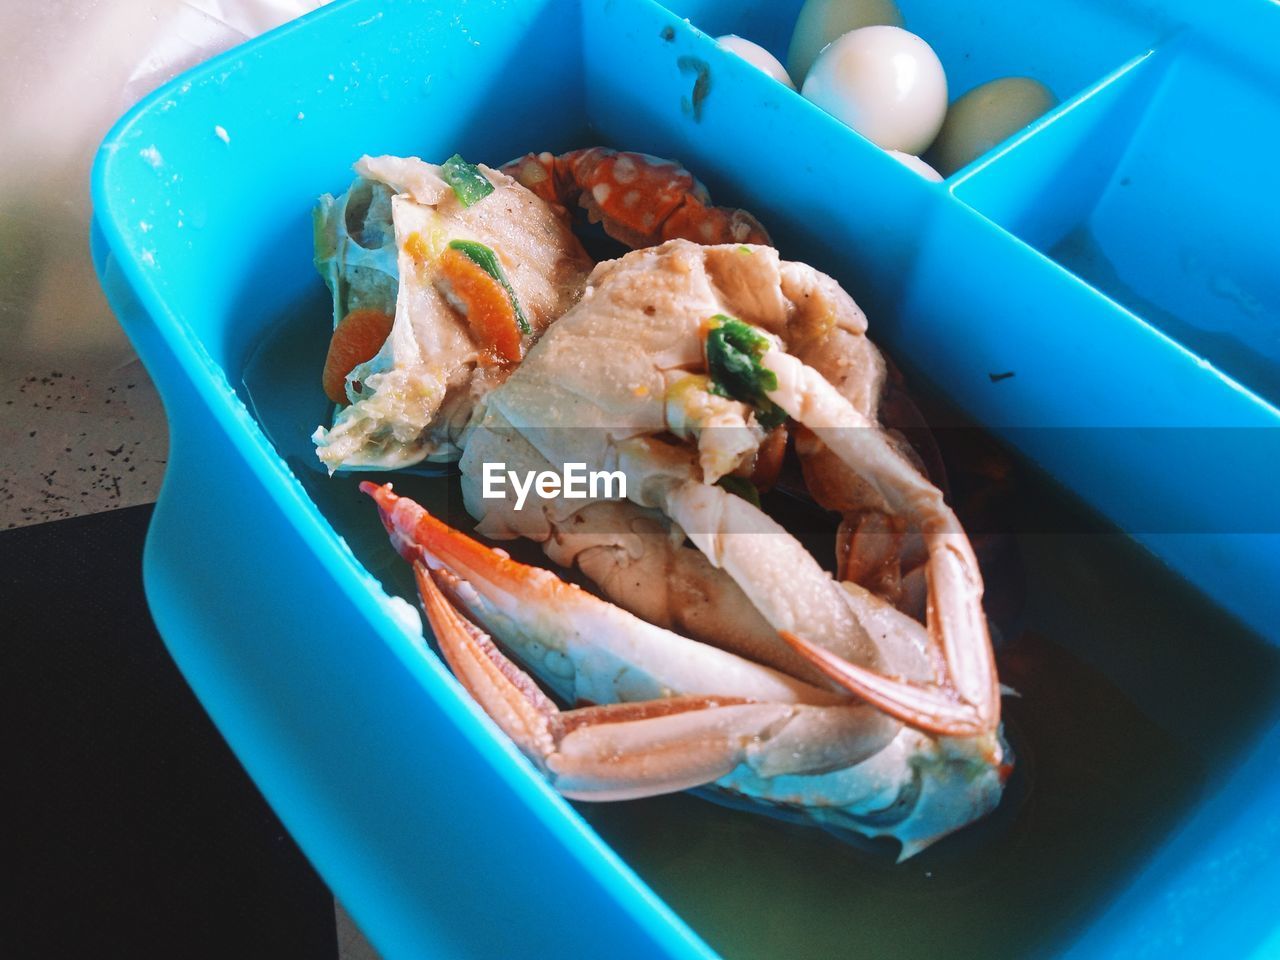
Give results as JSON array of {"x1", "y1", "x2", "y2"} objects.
[{"x1": 91, "y1": 0, "x2": 1280, "y2": 956}]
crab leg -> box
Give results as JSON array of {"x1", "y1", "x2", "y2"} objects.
[
  {"x1": 762, "y1": 349, "x2": 1001, "y2": 739},
  {"x1": 615, "y1": 437, "x2": 884, "y2": 673},
  {"x1": 779, "y1": 629, "x2": 986, "y2": 737},
  {"x1": 362, "y1": 482, "x2": 900, "y2": 794},
  {"x1": 416, "y1": 562, "x2": 794, "y2": 799},
  {"x1": 363, "y1": 482, "x2": 836, "y2": 708}
]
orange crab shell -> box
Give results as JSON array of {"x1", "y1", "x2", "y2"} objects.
[{"x1": 501, "y1": 147, "x2": 770, "y2": 250}]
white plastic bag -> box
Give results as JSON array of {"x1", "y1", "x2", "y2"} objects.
[
  {"x1": 0, "y1": 1, "x2": 330, "y2": 525},
  {"x1": 121, "y1": 0, "x2": 329, "y2": 110},
  {"x1": 0, "y1": 0, "x2": 326, "y2": 376}
]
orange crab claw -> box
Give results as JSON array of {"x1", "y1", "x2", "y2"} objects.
[
  {"x1": 779, "y1": 630, "x2": 986, "y2": 738},
  {"x1": 415, "y1": 561, "x2": 769, "y2": 800},
  {"x1": 361, "y1": 482, "x2": 896, "y2": 799},
  {"x1": 501, "y1": 148, "x2": 770, "y2": 249},
  {"x1": 361, "y1": 480, "x2": 559, "y2": 593},
  {"x1": 759, "y1": 344, "x2": 1003, "y2": 743}
]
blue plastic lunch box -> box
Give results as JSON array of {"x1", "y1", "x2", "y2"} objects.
[{"x1": 91, "y1": 0, "x2": 1280, "y2": 956}]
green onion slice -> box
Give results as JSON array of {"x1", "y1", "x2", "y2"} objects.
[
  {"x1": 441, "y1": 154, "x2": 495, "y2": 207},
  {"x1": 704, "y1": 314, "x2": 786, "y2": 430},
  {"x1": 447, "y1": 239, "x2": 530, "y2": 333}
]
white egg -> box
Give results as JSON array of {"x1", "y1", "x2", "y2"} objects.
[
  {"x1": 927, "y1": 77, "x2": 1058, "y2": 176},
  {"x1": 887, "y1": 150, "x2": 943, "y2": 182},
  {"x1": 716, "y1": 35, "x2": 795, "y2": 90},
  {"x1": 787, "y1": 0, "x2": 904, "y2": 85},
  {"x1": 801, "y1": 26, "x2": 948, "y2": 155}
]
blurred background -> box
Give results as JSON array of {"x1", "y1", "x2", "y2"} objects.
[
  {"x1": 2, "y1": 2, "x2": 377, "y2": 956},
  {"x1": 1, "y1": 0, "x2": 329, "y2": 529}
]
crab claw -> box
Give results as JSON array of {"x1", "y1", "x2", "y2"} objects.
[
  {"x1": 760, "y1": 350, "x2": 1002, "y2": 741},
  {"x1": 779, "y1": 630, "x2": 987, "y2": 738},
  {"x1": 359, "y1": 480, "x2": 829, "y2": 711},
  {"x1": 416, "y1": 562, "x2": 798, "y2": 799},
  {"x1": 360, "y1": 482, "x2": 900, "y2": 797}
]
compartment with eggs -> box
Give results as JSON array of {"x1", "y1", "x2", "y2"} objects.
[
  {"x1": 657, "y1": 0, "x2": 1174, "y2": 178},
  {"x1": 952, "y1": 38, "x2": 1280, "y2": 405},
  {"x1": 592, "y1": 0, "x2": 1280, "y2": 637}
]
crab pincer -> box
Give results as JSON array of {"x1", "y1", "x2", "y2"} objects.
[
  {"x1": 361, "y1": 481, "x2": 899, "y2": 800},
  {"x1": 759, "y1": 347, "x2": 1001, "y2": 743}
]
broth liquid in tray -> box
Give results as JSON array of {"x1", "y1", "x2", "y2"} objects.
[{"x1": 243, "y1": 298, "x2": 1280, "y2": 960}]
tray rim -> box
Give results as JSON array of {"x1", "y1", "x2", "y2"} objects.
[
  {"x1": 90, "y1": 0, "x2": 1280, "y2": 957},
  {"x1": 89, "y1": 1, "x2": 723, "y2": 957}
]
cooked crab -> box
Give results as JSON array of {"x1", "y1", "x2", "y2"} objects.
[
  {"x1": 364, "y1": 238, "x2": 1009, "y2": 857},
  {"x1": 312, "y1": 149, "x2": 767, "y2": 472}
]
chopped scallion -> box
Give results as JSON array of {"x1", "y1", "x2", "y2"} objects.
[
  {"x1": 447, "y1": 239, "x2": 530, "y2": 333},
  {"x1": 441, "y1": 154, "x2": 495, "y2": 207},
  {"x1": 704, "y1": 314, "x2": 786, "y2": 430}
]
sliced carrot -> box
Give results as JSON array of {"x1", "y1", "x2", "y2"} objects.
[
  {"x1": 322, "y1": 308, "x2": 395, "y2": 405},
  {"x1": 403, "y1": 230, "x2": 432, "y2": 263},
  {"x1": 438, "y1": 246, "x2": 523, "y2": 365}
]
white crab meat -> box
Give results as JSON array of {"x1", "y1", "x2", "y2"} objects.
[{"x1": 311, "y1": 155, "x2": 592, "y2": 471}]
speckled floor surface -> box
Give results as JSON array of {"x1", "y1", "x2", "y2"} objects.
[{"x1": 0, "y1": 362, "x2": 168, "y2": 529}]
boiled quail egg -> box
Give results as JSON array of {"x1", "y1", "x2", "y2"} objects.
[
  {"x1": 787, "y1": 0, "x2": 904, "y2": 85},
  {"x1": 927, "y1": 77, "x2": 1058, "y2": 176},
  {"x1": 887, "y1": 150, "x2": 943, "y2": 182},
  {"x1": 801, "y1": 26, "x2": 948, "y2": 155},
  {"x1": 716, "y1": 35, "x2": 796, "y2": 89}
]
